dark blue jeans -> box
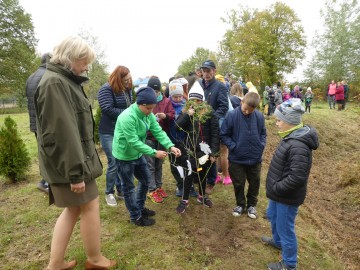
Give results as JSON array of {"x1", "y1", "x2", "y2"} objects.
[
  {"x1": 267, "y1": 199, "x2": 298, "y2": 268},
  {"x1": 116, "y1": 156, "x2": 151, "y2": 221},
  {"x1": 206, "y1": 162, "x2": 216, "y2": 186},
  {"x1": 144, "y1": 139, "x2": 164, "y2": 191},
  {"x1": 99, "y1": 133, "x2": 122, "y2": 195}
]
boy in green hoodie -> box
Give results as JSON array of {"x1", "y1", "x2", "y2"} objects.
[{"x1": 112, "y1": 86, "x2": 181, "y2": 226}]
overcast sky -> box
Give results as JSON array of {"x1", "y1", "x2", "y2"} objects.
[{"x1": 18, "y1": 0, "x2": 325, "y2": 83}]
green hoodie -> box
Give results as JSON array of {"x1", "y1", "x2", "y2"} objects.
[{"x1": 112, "y1": 103, "x2": 174, "y2": 161}]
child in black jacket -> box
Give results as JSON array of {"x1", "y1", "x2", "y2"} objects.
[
  {"x1": 175, "y1": 81, "x2": 219, "y2": 214},
  {"x1": 262, "y1": 99, "x2": 319, "y2": 270}
]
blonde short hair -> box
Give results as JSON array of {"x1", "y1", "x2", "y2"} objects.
[
  {"x1": 242, "y1": 92, "x2": 260, "y2": 108},
  {"x1": 50, "y1": 36, "x2": 96, "y2": 69}
]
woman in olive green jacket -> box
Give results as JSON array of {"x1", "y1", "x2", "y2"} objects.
[{"x1": 35, "y1": 37, "x2": 116, "y2": 270}]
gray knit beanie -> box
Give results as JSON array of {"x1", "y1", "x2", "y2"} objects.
[{"x1": 274, "y1": 98, "x2": 305, "y2": 125}]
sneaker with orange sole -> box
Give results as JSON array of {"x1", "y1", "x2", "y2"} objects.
[
  {"x1": 147, "y1": 190, "x2": 163, "y2": 203},
  {"x1": 156, "y1": 187, "x2": 169, "y2": 198}
]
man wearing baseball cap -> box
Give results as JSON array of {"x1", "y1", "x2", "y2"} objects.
[{"x1": 199, "y1": 59, "x2": 229, "y2": 193}]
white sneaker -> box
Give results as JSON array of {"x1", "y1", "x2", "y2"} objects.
[
  {"x1": 232, "y1": 206, "x2": 244, "y2": 217},
  {"x1": 247, "y1": 206, "x2": 257, "y2": 219},
  {"x1": 105, "y1": 194, "x2": 117, "y2": 207}
]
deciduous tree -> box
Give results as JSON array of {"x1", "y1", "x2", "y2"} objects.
[
  {"x1": 0, "y1": 0, "x2": 38, "y2": 106},
  {"x1": 220, "y1": 2, "x2": 306, "y2": 86},
  {"x1": 79, "y1": 29, "x2": 109, "y2": 105},
  {"x1": 177, "y1": 48, "x2": 217, "y2": 77},
  {"x1": 305, "y1": 0, "x2": 360, "y2": 96}
]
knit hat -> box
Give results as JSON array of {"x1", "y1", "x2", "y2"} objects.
[
  {"x1": 169, "y1": 80, "x2": 183, "y2": 97},
  {"x1": 177, "y1": 77, "x2": 188, "y2": 86},
  {"x1": 136, "y1": 86, "x2": 157, "y2": 105},
  {"x1": 188, "y1": 81, "x2": 204, "y2": 101},
  {"x1": 307, "y1": 87, "x2": 312, "y2": 91},
  {"x1": 147, "y1": 77, "x2": 161, "y2": 91},
  {"x1": 201, "y1": 60, "x2": 216, "y2": 69},
  {"x1": 274, "y1": 98, "x2": 305, "y2": 125}
]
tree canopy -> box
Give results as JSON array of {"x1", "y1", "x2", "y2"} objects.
[
  {"x1": 79, "y1": 29, "x2": 109, "y2": 105},
  {"x1": 304, "y1": 0, "x2": 360, "y2": 92},
  {"x1": 219, "y1": 2, "x2": 306, "y2": 86},
  {"x1": 177, "y1": 48, "x2": 217, "y2": 77},
  {"x1": 0, "y1": 0, "x2": 38, "y2": 105}
]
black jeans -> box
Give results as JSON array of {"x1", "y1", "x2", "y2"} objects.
[
  {"x1": 268, "y1": 103, "x2": 276, "y2": 116},
  {"x1": 229, "y1": 162, "x2": 262, "y2": 209},
  {"x1": 169, "y1": 142, "x2": 187, "y2": 190},
  {"x1": 182, "y1": 159, "x2": 211, "y2": 200}
]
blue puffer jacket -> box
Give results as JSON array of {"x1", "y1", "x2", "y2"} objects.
[
  {"x1": 98, "y1": 83, "x2": 133, "y2": 134},
  {"x1": 220, "y1": 105, "x2": 266, "y2": 165},
  {"x1": 266, "y1": 126, "x2": 319, "y2": 206}
]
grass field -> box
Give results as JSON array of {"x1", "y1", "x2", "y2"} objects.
[{"x1": 0, "y1": 102, "x2": 359, "y2": 270}]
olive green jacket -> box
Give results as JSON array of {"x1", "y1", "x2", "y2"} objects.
[{"x1": 34, "y1": 63, "x2": 102, "y2": 184}]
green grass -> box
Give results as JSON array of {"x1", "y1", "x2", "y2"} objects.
[{"x1": 0, "y1": 102, "x2": 359, "y2": 269}]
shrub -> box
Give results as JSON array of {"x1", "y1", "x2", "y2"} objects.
[{"x1": 0, "y1": 116, "x2": 31, "y2": 183}]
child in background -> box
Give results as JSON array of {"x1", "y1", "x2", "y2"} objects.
[
  {"x1": 175, "y1": 81, "x2": 219, "y2": 213},
  {"x1": 268, "y1": 86, "x2": 276, "y2": 116},
  {"x1": 274, "y1": 87, "x2": 283, "y2": 106},
  {"x1": 229, "y1": 82, "x2": 244, "y2": 109},
  {"x1": 220, "y1": 92, "x2": 266, "y2": 219},
  {"x1": 215, "y1": 74, "x2": 233, "y2": 186},
  {"x1": 304, "y1": 87, "x2": 314, "y2": 113},
  {"x1": 145, "y1": 77, "x2": 175, "y2": 203},
  {"x1": 262, "y1": 98, "x2": 319, "y2": 270},
  {"x1": 282, "y1": 86, "x2": 291, "y2": 102},
  {"x1": 262, "y1": 86, "x2": 270, "y2": 115}
]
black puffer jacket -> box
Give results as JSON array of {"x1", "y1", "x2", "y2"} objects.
[
  {"x1": 26, "y1": 63, "x2": 46, "y2": 132},
  {"x1": 175, "y1": 109, "x2": 219, "y2": 163},
  {"x1": 266, "y1": 126, "x2": 319, "y2": 206}
]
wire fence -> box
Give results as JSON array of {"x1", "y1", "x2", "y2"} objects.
[{"x1": 0, "y1": 99, "x2": 18, "y2": 108}]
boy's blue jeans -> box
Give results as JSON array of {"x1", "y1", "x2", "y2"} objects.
[
  {"x1": 99, "y1": 133, "x2": 122, "y2": 195},
  {"x1": 144, "y1": 139, "x2": 164, "y2": 191},
  {"x1": 267, "y1": 199, "x2": 298, "y2": 268},
  {"x1": 207, "y1": 162, "x2": 216, "y2": 186},
  {"x1": 116, "y1": 156, "x2": 150, "y2": 221}
]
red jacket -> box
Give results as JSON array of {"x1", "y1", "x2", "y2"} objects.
[
  {"x1": 147, "y1": 95, "x2": 175, "y2": 140},
  {"x1": 335, "y1": 85, "x2": 344, "y2": 101}
]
